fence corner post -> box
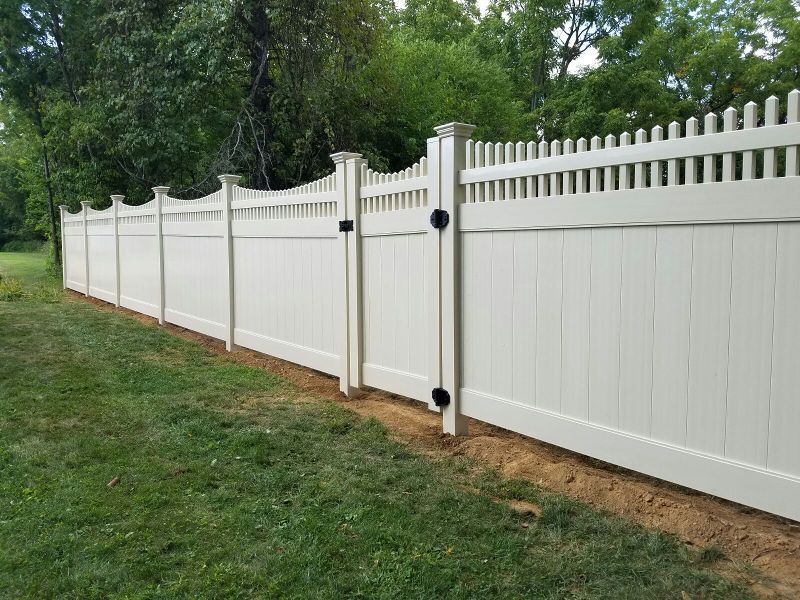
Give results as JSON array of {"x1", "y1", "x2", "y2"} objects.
[
  {"x1": 218, "y1": 174, "x2": 241, "y2": 351},
  {"x1": 80, "y1": 201, "x2": 91, "y2": 297},
  {"x1": 331, "y1": 151, "x2": 365, "y2": 397},
  {"x1": 152, "y1": 186, "x2": 170, "y2": 325},
  {"x1": 58, "y1": 205, "x2": 69, "y2": 290},
  {"x1": 110, "y1": 195, "x2": 124, "y2": 307},
  {"x1": 433, "y1": 122, "x2": 476, "y2": 436}
]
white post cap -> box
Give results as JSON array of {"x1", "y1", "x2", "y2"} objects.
[
  {"x1": 433, "y1": 123, "x2": 476, "y2": 138},
  {"x1": 330, "y1": 152, "x2": 363, "y2": 164}
]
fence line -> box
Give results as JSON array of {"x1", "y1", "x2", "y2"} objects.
[{"x1": 61, "y1": 90, "x2": 800, "y2": 521}]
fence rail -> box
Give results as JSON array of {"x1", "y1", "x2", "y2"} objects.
[{"x1": 61, "y1": 91, "x2": 800, "y2": 521}]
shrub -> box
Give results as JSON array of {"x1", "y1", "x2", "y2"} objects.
[
  {"x1": 0, "y1": 274, "x2": 24, "y2": 301},
  {"x1": 1, "y1": 239, "x2": 45, "y2": 253}
]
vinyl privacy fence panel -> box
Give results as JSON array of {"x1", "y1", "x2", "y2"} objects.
[
  {"x1": 61, "y1": 209, "x2": 86, "y2": 292},
  {"x1": 117, "y1": 197, "x2": 159, "y2": 319},
  {"x1": 85, "y1": 203, "x2": 117, "y2": 304},
  {"x1": 61, "y1": 92, "x2": 800, "y2": 521},
  {"x1": 231, "y1": 173, "x2": 342, "y2": 376},
  {"x1": 161, "y1": 189, "x2": 228, "y2": 340},
  {"x1": 359, "y1": 158, "x2": 431, "y2": 404}
]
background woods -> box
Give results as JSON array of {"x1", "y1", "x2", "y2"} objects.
[{"x1": 0, "y1": 0, "x2": 798, "y2": 256}]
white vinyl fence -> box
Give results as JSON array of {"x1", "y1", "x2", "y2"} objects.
[{"x1": 62, "y1": 92, "x2": 800, "y2": 521}]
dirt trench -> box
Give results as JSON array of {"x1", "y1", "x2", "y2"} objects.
[{"x1": 73, "y1": 292, "x2": 800, "y2": 598}]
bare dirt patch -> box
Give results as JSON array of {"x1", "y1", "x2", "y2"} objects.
[{"x1": 70, "y1": 291, "x2": 800, "y2": 597}]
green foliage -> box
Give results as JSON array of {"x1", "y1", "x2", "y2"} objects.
[
  {"x1": 397, "y1": 0, "x2": 480, "y2": 43},
  {"x1": 0, "y1": 251, "x2": 756, "y2": 598},
  {"x1": 1, "y1": 240, "x2": 44, "y2": 252},
  {"x1": 0, "y1": 273, "x2": 24, "y2": 300},
  {"x1": 537, "y1": 0, "x2": 800, "y2": 139},
  {"x1": 0, "y1": 0, "x2": 797, "y2": 243},
  {"x1": 356, "y1": 34, "x2": 529, "y2": 169}
]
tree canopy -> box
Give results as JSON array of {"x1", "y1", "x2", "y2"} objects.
[{"x1": 0, "y1": 0, "x2": 798, "y2": 254}]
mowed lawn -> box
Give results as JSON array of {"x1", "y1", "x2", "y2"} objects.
[{"x1": 0, "y1": 252, "x2": 753, "y2": 599}]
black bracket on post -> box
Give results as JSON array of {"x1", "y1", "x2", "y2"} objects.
[
  {"x1": 431, "y1": 387, "x2": 450, "y2": 407},
  {"x1": 339, "y1": 219, "x2": 354, "y2": 233},
  {"x1": 429, "y1": 209, "x2": 449, "y2": 229}
]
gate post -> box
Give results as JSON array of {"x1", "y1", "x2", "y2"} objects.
[
  {"x1": 431, "y1": 123, "x2": 475, "y2": 435},
  {"x1": 80, "y1": 201, "x2": 91, "y2": 297},
  {"x1": 331, "y1": 152, "x2": 364, "y2": 396},
  {"x1": 152, "y1": 186, "x2": 169, "y2": 325},
  {"x1": 218, "y1": 175, "x2": 241, "y2": 351},
  {"x1": 110, "y1": 195, "x2": 124, "y2": 307},
  {"x1": 346, "y1": 154, "x2": 368, "y2": 393}
]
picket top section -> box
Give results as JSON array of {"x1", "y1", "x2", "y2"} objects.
[
  {"x1": 118, "y1": 198, "x2": 156, "y2": 213},
  {"x1": 232, "y1": 173, "x2": 337, "y2": 211},
  {"x1": 359, "y1": 157, "x2": 429, "y2": 214},
  {"x1": 61, "y1": 204, "x2": 84, "y2": 222},
  {"x1": 461, "y1": 90, "x2": 800, "y2": 199}
]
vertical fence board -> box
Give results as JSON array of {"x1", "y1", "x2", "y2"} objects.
[
  {"x1": 587, "y1": 227, "x2": 623, "y2": 428},
  {"x1": 767, "y1": 222, "x2": 800, "y2": 477},
  {"x1": 511, "y1": 231, "x2": 537, "y2": 407},
  {"x1": 618, "y1": 226, "x2": 656, "y2": 436},
  {"x1": 560, "y1": 229, "x2": 591, "y2": 420},
  {"x1": 535, "y1": 229, "x2": 563, "y2": 412},
  {"x1": 686, "y1": 224, "x2": 733, "y2": 456},
  {"x1": 491, "y1": 232, "x2": 514, "y2": 400},
  {"x1": 650, "y1": 226, "x2": 693, "y2": 446},
  {"x1": 725, "y1": 223, "x2": 777, "y2": 466}
]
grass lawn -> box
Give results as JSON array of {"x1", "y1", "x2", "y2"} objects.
[{"x1": 0, "y1": 252, "x2": 754, "y2": 599}]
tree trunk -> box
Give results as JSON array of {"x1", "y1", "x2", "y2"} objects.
[
  {"x1": 239, "y1": 1, "x2": 274, "y2": 189},
  {"x1": 41, "y1": 143, "x2": 61, "y2": 265}
]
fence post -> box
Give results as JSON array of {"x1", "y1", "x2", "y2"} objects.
[
  {"x1": 426, "y1": 135, "x2": 442, "y2": 414},
  {"x1": 346, "y1": 154, "x2": 367, "y2": 392},
  {"x1": 152, "y1": 186, "x2": 169, "y2": 325},
  {"x1": 58, "y1": 205, "x2": 69, "y2": 290},
  {"x1": 432, "y1": 123, "x2": 475, "y2": 435},
  {"x1": 80, "y1": 201, "x2": 91, "y2": 297},
  {"x1": 110, "y1": 195, "x2": 124, "y2": 308},
  {"x1": 331, "y1": 152, "x2": 364, "y2": 396},
  {"x1": 218, "y1": 175, "x2": 241, "y2": 351}
]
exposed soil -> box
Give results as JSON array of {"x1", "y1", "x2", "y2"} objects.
[{"x1": 71, "y1": 292, "x2": 800, "y2": 597}]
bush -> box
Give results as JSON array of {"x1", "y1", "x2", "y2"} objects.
[
  {"x1": 28, "y1": 283, "x2": 62, "y2": 303},
  {"x1": 0, "y1": 274, "x2": 24, "y2": 301},
  {"x1": 1, "y1": 239, "x2": 45, "y2": 252},
  {"x1": 45, "y1": 245, "x2": 63, "y2": 279}
]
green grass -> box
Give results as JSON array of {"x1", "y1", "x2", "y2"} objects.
[
  {"x1": 0, "y1": 250, "x2": 61, "y2": 302},
  {"x1": 0, "y1": 250, "x2": 53, "y2": 286},
  {"x1": 0, "y1": 252, "x2": 754, "y2": 599}
]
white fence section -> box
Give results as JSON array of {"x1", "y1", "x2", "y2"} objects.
[
  {"x1": 85, "y1": 202, "x2": 117, "y2": 304},
  {"x1": 231, "y1": 172, "x2": 343, "y2": 376},
  {"x1": 61, "y1": 91, "x2": 800, "y2": 522},
  {"x1": 117, "y1": 196, "x2": 159, "y2": 318},
  {"x1": 359, "y1": 158, "x2": 431, "y2": 404},
  {"x1": 161, "y1": 188, "x2": 228, "y2": 340}
]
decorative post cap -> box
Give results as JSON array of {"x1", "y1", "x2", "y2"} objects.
[
  {"x1": 80, "y1": 200, "x2": 92, "y2": 207},
  {"x1": 58, "y1": 204, "x2": 70, "y2": 211},
  {"x1": 330, "y1": 152, "x2": 363, "y2": 165},
  {"x1": 217, "y1": 174, "x2": 241, "y2": 184},
  {"x1": 433, "y1": 123, "x2": 476, "y2": 138},
  {"x1": 152, "y1": 186, "x2": 170, "y2": 194},
  {"x1": 110, "y1": 194, "x2": 125, "y2": 203}
]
